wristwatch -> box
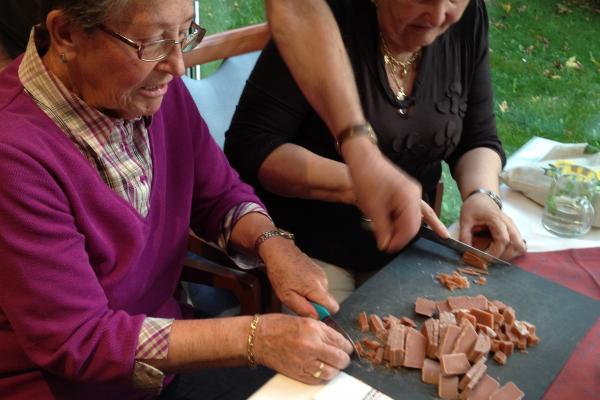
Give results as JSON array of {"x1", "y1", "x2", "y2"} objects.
[
  {"x1": 254, "y1": 229, "x2": 295, "y2": 254},
  {"x1": 335, "y1": 122, "x2": 378, "y2": 153}
]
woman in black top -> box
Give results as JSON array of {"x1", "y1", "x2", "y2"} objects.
[{"x1": 225, "y1": 0, "x2": 526, "y2": 296}]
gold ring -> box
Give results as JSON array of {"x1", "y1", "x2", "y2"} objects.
[{"x1": 312, "y1": 362, "x2": 325, "y2": 379}]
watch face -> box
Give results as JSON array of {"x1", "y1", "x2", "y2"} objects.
[{"x1": 278, "y1": 229, "x2": 295, "y2": 240}]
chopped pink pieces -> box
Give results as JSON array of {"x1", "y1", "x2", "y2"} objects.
[{"x1": 353, "y1": 295, "x2": 535, "y2": 399}]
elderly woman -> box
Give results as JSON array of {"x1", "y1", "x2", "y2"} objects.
[
  {"x1": 225, "y1": 0, "x2": 527, "y2": 301},
  {"x1": 0, "y1": 0, "x2": 353, "y2": 398}
]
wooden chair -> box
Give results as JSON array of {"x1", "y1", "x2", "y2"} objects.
[
  {"x1": 179, "y1": 23, "x2": 277, "y2": 316},
  {"x1": 180, "y1": 238, "x2": 262, "y2": 316}
]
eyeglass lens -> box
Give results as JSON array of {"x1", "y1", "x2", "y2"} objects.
[{"x1": 141, "y1": 28, "x2": 203, "y2": 61}]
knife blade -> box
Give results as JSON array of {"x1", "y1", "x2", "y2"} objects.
[
  {"x1": 419, "y1": 225, "x2": 510, "y2": 266},
  {"x1": 311, "y1": 302, "x2": 362, "y2": 361}
]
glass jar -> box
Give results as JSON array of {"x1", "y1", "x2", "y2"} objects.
[{"x1": 542, "y1": 173, "x2": 595, "y2": 237}]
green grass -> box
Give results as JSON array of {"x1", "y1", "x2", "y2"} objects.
[
  {"x1": 198, "y1": 0, "x2": 600, "y2": 225},
  {"x1": 488, "y1": 0, "x2": 600, "y2": 152},
  {"x1": 197, "y1": 0, "x2": 265, "y2": 76},
  {"x1": 442, "y1": 0, "x2": 600, "y2": 224},
  {"x1": 199, "y1": 0, "x2": 265, "y2": 32}
]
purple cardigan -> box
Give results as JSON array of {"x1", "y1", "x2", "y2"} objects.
[{"x1": 0, "y1": 58, "x2": 262, "y2": 399}]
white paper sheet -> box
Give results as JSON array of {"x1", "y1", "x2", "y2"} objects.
[
  {"x1": 313, "y1": 372, "x2": 393, "y2": 400},
  {"x1": 248, "y1": 372, "x2": 393, "y2": 400}
]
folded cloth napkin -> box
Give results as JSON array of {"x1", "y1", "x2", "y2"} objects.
[{"x1": 500, "y1": 142, "x2": 600, "y2": 227}]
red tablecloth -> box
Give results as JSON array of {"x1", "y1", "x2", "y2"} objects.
[{"x1": 513, "y1": 248, "x2": 600, "y2": 400}]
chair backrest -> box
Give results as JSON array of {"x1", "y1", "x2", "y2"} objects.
[
  {"x1": 182, "y1": 52, "x2": 260, "y2": 147},
  {"x1": 183, "y1": 23, "x2": 269, "y2": 147},
  {"x1": 179, "y1": 23, "x2": 280, "y2": 315}
]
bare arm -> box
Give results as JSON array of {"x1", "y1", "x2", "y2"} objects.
[
  {"x1": 265, "y1": 0, "x2": 364, "y2": 136},
  {"x1": 258, "y1": 143, "x2": 355, "y2": 205},
  {"x1": 146, "y1": 314, "x2": 352, "y2": 384},
  {"x1": 453, "y1": 147, "x2": 502, "y2": 197}
]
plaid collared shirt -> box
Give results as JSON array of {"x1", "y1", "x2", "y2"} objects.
[{"x1": 19, "y1": 30, "x2": 268, "y2": 392}]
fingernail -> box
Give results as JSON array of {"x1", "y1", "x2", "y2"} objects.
[{"x1": 379, "y1": 238, "x2": 390, "y2": 251}]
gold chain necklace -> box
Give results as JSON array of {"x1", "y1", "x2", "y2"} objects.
[{"x1": 380, "y1": 33, "x2": 421, "y2": 101}]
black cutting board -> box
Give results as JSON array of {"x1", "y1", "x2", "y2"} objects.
[{"x1": 337, "y1": 238, "x2": 600, "y2": 399}]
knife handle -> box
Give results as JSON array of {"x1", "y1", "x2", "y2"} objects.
[{"x1": 311, "y1": 302, "x2": 331, "y2": 320}]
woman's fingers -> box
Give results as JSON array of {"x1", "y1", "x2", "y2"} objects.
[
  {"x1": 499, "y1": 216, "x2": 527, "y2": 259},
  {"x1": 421, "y1": 201, "x2": 449, "y2": 238},
  {"x1": 255, "y1": 315, "x2": 351, "y2": 384},
  {"x1": 460, "y1": 195, "x2": 527, "y2": 261},
  {"x1": 303, "y1": 360, "x2": 339, "y2": 383}
]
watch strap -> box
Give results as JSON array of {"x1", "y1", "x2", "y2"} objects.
[{"x1": 335, "y1": 122, "x2": 378, "y2": 153}]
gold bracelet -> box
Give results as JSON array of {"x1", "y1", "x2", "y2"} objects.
[
  {"x1": 247, "y1": 314, "x2": 260, "y2": 369},
  {"x1": 335, "y1": 122, "x2": 378, "y2": 153}
]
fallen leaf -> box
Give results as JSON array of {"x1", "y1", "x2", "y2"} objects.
[
  {"x1": 502, "y1": 2, "x2": 512, "y2": 14},
  {"x1": 535, "y1": 35, "x2": 550, "y2": 49},
  {"x1": 543, "y1": 70, "x2": 561, "y2": 80},
  {"x1": 499, "y1": 100, "x2": 509, "y2": 113},
  {"x1": 555, "y1": 3, "x2": 573, "y2": 14},
  {"x1": 553, "y1": 59, "x2": 563, "y2": 69},
  {"x1": 517, "y1": 5, "x2": 528, "y2": 12},
  {"x1": 524, "y1": 45, "x2": 534, "y2": 55},
  {"x1": 565, "y1": 56, "x2": 583, "y2": 70},
  {"x1": 493, "y1": 21, "x2": 507, "y2": 30}
]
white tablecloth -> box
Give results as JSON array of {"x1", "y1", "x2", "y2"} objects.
[{"x1": 497, "y1": 136, "x2": 600, "y2": 252}]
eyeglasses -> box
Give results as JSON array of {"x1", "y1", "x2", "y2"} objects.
[{"x1": 98, "y1": 21, "x2": 206, "y2": 62}]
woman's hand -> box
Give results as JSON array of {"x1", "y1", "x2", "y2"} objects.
[
  {"x1": 421, "y1": 200, "x2": 449, "y2": 238},
  {"x1": 343, "y1": 140, "x2": 425, "y2": 252},
  {"x1": 255, "y1": 314, "x2": 353, "y2": 384},
  {"x1": 459, "y1": 193, "x2": 527, "y2": 260},
  {"x1": 260, "y1": 237, "x2": 339, "y2": 318}
]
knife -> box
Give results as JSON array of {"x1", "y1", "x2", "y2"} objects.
[
  {"x1": 311, "y1": 302, "x2": 362, "y2": 361},
  {"x1": 419, "y1": 225, "x2": 510, "y2": 266}
]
